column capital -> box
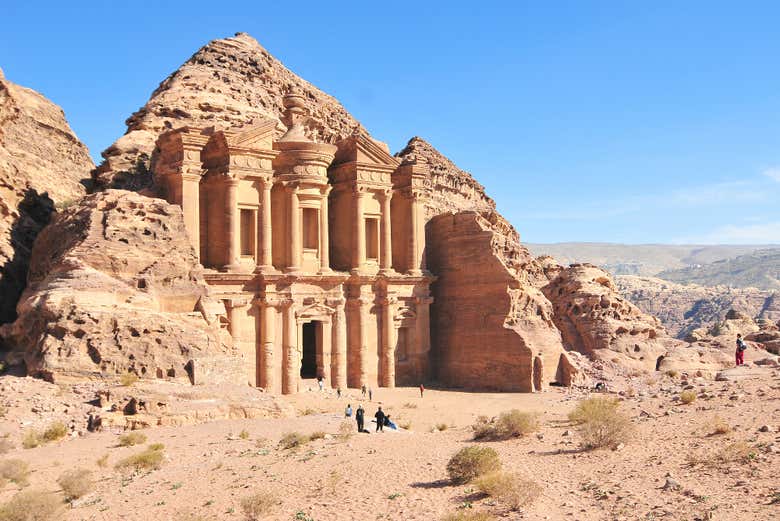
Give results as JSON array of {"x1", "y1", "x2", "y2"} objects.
[
  {"x1": 415, "y1": 296, "x2": 434, "y2": 305},
  {"x1": 378, "y1": 189, "x2": 392, "y2": 201}
]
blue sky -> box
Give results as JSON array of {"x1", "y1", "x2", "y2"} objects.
[{"x1": 2, "y1": 1, "x2": 779, "y2": 244}]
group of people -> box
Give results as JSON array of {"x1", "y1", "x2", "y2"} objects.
[{"x1": 344, "y1": 404, "x2": 397, "y2": 432}]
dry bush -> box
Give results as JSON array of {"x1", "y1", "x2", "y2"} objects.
[
  {"x1": 473, "y1": 410, "x2": 539, "y2": 440},
  {"x1": 474, "y1": 471, "x2": 542, "y2": 510},
  {"x1": 41, "y1": 422, "x2": 68, "y2": 443},
  {"x1": 299, "y1": 407, "x2": 317, "y2": 416},
  {"x1": 440, "y1": 511, "x2": 497, "y2": 521},
  {"x1": 337, "y1": 421, "x2": 353, "y2": 440},
  {"x1": 679, "y1": 390, "x2": 697, "y2": 404},
  {"x1": 446, "y1": 446, "x2": 501, "y2": 484},
  {"x1": 0, "y1": 438, "x2": 13, "y2": 455},
  {"x1": 96, "y1": 454, "x2": 109, "y2": 468},
  {"x1": 308, "y1": 431, "x2": 326, "y2": 441},
  {"x1": 238, "y1": 429, "x2": 250, "y2": 440},
  {"x1": 240, "y1": 491, "x2": 278, "y2": 520},
  {"x1": 20, "y1": 431, "x2": 39, "y2": 450},
  {"x1": 119, "y1": 373, "x2": 138, "y2": 387},
  {"x1": 279, "y1": 432, "x2": 309, "y2": 450},
  {"x1": 665, "y1": 370, "x2": 679, "y2": 378},
  {"x1": 118, "y1": 432, "x2": 147, "y2": 447},
  {"x1": 115, "y1": 445, "x2": 164, "y2": 471},
  {"x1": 404, "y1": 402, "x2": 418, "y2": 409},
  {"x1": 687, "y1": 441, "x2": 757, "y2": 468},
  {"x1": 0, "y1": 489, "x2": 62, "y2": 521},
  {"x1": 569, "y1": 396, "x2": 633, "y2": 449},
  {"x1": 708, "y1": 416, "x2": 731, "y2": 435},
  {"x1": 57, "y1": 468, "x2": 92, "y2": 501},
  {"x1": 147, "y1": 443, "x2": 165, "y2": 451},
  {"x1": 0, "y1": 459, "x2": 30, "y2": 487}
]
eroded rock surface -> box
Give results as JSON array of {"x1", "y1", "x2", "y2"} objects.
[
  {"x1": 94, "y1": 32, "x2": 363, "y2": 190},
  {"x1": 0, "y1": 74, "x2": 93, "y2": 324},
  {"x1": 0, "y1": 190, "x2": 242, "y2": 383}
]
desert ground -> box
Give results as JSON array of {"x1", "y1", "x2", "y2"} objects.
[{"x1": 1, "y1": 368, "x2": 779, "y2": 521}]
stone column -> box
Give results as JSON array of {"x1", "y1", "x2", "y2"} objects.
[
  {"x1": 287, "y1": 185, "x2": 301, "y2": 272},
  {"x1": 379, "y1": 190, "x2": 392, "y2": 273},
  {"x1": 358, "y1": 296, "x2": 370, "y2": 387},
  {"x1": 257, "y1": 179, "x2": 273, "y2": 271},
  {"x1": 382, "y1": 296, "x2": 396, "y2": 388},
  {"x1": 415, "y1": 296, "x2": 433, "y2": 380},
  {"x1": 224, "y1": 177, "x2": 241, "y2": 271},
  {"x1": 282, "y1": 302, "x2": 298, "y2": 394},
  {"x1": 260, "y1": 300, "x2": 276, "y2": 392},
  {"x1": 227, "y1": 299, "x2": 241, "y2": 339},
  {"x1": 319, "y1": 187, "x2": 331, "y2": 272},
  {"x1": 331, "y1": 302, "x2": 347, "y2": 390},
  {"x1": 181, "y1": 173, "x2": 201, "y2": 259},
  {"x1": 352, "y1": 190, "x2": 366, "y2": 273},
  {"x1": 408, "y1": 191, "x2": 423, "y2": 275},
  {"x1": 320, "y1": 320, "x2": 332, "y2": 386}
]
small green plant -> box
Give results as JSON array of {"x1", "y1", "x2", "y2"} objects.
[
  {"x1": 115, "y1": 445, "x2": 165, "y2": 471},
  {"x1": 118, "y1": 432, "x2": 147, "y2": 447},
  {"x1": 57, "y1": 468, "x2": 93, "y2": 501},
  {"x1": 119, "y1": 372, "x2": 139, "y2": 387},
  {"x1": 388, "y1": 492, "x2": 402, "y2": 500},
  {"x1": 680, "y1": 390, "x2": 697, "y2": 404},
  {"x1": 279, "y1": 432, "x2": 310, "y2": 450},
  {"x1": 0, "y1": 489, "x2": 62, "y2": 521},
  {"x1": 0, "y1": 459, "x2": 30, "y2": 487},
  {"x1": 239, "y1": 429, "x2": 250, "y2": 440},
  {"x1": 446, "y1": 446, "x2": 501, "y2": 484}
]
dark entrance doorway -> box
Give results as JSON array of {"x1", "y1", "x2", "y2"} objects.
[{"x1": 301, "y1": 322, "x2": 318, "y2": 378}]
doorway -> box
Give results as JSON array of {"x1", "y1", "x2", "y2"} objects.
[{"x1": 301, "y1": 321, "x2": 318, "y2": 378}]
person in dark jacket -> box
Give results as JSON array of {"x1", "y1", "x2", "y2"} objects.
[
  {"x1": 355, "y1": 405, "x2": 365, "y2": 432},
  {"x1": 375, "y1": 406, "x2": 386, "y2": 432},
  {"x1": 736, "y1": 334, "x2": 748, "y2": 366}
]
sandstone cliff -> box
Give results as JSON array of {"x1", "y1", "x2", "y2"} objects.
[
  {"x1": 0, "y1": 72, "x2": 93, "y2": 325},
  {"x1": 0, "y1": 190, "x2": 242, "y2": 384},
  {"x1": 617, "y1": 275, "x2": 779, "y2": 339},
  {"x1": 94, "y1": 32, "x2": 363, "y2": 190}
]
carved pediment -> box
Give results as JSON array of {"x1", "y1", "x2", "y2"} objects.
[
  {"x1": 226, "y1": 119, "x2": 278, "y2": 150},
  {"x1": 297, "y1": 302, "x2": 336, "y2": 320},
  {"x1": 333, "y1": 134, "x2": 400, "y2": 168}
]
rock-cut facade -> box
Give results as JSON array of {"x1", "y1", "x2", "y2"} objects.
[{"x1": 152, "y1": 88, "x2": 434, "y2": 394}]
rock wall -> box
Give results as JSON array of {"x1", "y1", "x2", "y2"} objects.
[
  {"x1": 426, "y1": 212, "x2": 577, "y2": 391},
  {"x1": 540, "y1": 262, "x2": 678, "y2": 371},
  {"x1": 94, "y1": 32, "x2": 363, "y2": 190},
  {"x1": 0, "y1": 72, "x2": 93, "y2": 325},
  {"x1": 0, "y1": 190, "x2": 243, "y2": 384}
]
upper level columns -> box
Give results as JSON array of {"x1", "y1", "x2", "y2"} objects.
[
  {"x1": 287, "y1": 184, "x2": 302, "y2": 273},
  {"x1": 319, "y1": 186, "x2": 331, "y2": 272},
  {"x1": 352, "y1": 190, "x2": 367, "y2": 274},
  {"x1": 409, "y1": 189, "x2": 424, "y2": 276},
  {"x1": 379, "y1": 190, "x2": 393, "y2": 274},
  {"x1": 257, "y1": 179, "x2": 273, "y2": 271},
  {"x1": 224, "y1": 177, "x2": 241, "y2": 271}
]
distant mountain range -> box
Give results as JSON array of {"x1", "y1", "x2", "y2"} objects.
[{"x1": 526, "y1": 243, "x2": 779, "y2": 284}]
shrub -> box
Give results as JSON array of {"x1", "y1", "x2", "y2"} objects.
[
  {"x1": 21, "y1": 431, "x2": 40, "y2": 450},
  {"x1": 446, "y1": 446, "x2": 501, "y2": 484},
  {"x1": 687, "y1": 441, "x2": 757, "y2": 468},
  {"x1": 0, "y1": 489, "x2": 62, "y2": 521},
  {"x1": 709, "y1": 416, "x2": 731, "y2": 435},
  {"x1": 147, "y1": 443, "x2": 165, "y2": 451},
  {"x1": 665, "y1": 370, "x2": 678, "y2": 378},
  {"x1": 0, "y1": 459, "x2": 30, "y2": 487},
  {"x1": 440, "y1": 511, "x2": 497, "y2": 521},
  {"x1": 115, "y1": 446, "x2": 164, "y2": 471},
  {"x1": 57, "y1": 468, "x2": 92, "y2": 501},
  {"x1": 279, "y1": 432, "x2": 309, "y2": 450},
  {"x1": 119, "y1": 372, "x2": 138, "y2": 387},
  {"x1": 308, "y1": 431, "x2": 326, "y2": 441},
  {"x1": 118, "y1": 432, "x2": 147, "y2": 447},
  {"x1": 238, "y1": 429, "x2": 250, "y2": 440},
  {"x1": 41, "y1": 421, "x2": 68, "y2": 443},
  {"x1": 570, "y1": 396, "x2": 633, "y2": 449},
  {"x1": 680, "y1": 390, "x2": 697, "y2": 404},
  {"x1": 96, "y1": 454, "x2": 109, "y2": 468},
  {"x1": 474, "y1": 471, "x2": 542, "y2": 510},
  {"x1": 240, "y1": 491, "x2": 278, "y2": 520},
  {"x1": 337, "y1": 421, "x2": 353, "y2": 440},
  {"x1": 472, "y1": 410, "x2": 539, "y2": 440}
]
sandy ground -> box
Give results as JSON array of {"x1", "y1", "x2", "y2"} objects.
[{"x1": 1, "y1": 373, "x2": 779, "y2": 521}]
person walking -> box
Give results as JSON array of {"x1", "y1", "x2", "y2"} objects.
[
  {"x1": 337, "y1": 387, "x2": 342, "y2": 398},
  {"x1": 356, "y1": 404, "x2": 365, "y2": 432},
  {"x1": 361, "y1": 384, "x2": 367, "y2": 398},
  {"x1": 374, "y1": 406, "x2": 386, "y2": 432},
  {"x1": 419, "y1": 384, "x2": 425, "y2": 398},
  {"x1": 317, "y1": 375, "x2": 324, "y2": 391},
  {"x1": 736, "y1": 334, "x2": 748, "y2": 366},
  {"x1": 368, "y1": 387, "x2": 373, "y2": 401},
  {"x1": 345, "y1": 404, "x2": 353, "y2": 418}
]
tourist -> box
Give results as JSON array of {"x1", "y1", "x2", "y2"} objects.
[
  {"x1": 345, "y1": 404, "x2": 352, "y2": 418},
  {"x1": 375, "y1": 406, "x2": 386, "y2": 432},
  {"x1": 419, "y1": 384, "x2": 425, "y2": 397},
  {"x1": 356, "y1": 404, "x2": 365, "y2": 432},
  {"x1": 317, "y1": 375, "x2": 324, "y2": 391},
  {"x1": 337, "y1": 387, "x2": 342, "y2": 398},
  {"x1": 736, "y1": 334, "x2": 748, "y2": 366},
  {"x1": 384, "y1": 414, "x2": 397, "y2": 430},
  {"x1": 368, "y1": 387, "x2": 373, "y2": 401},
  {"x1": 361, "y1": 384, "x2": 367, "y2": 397}
]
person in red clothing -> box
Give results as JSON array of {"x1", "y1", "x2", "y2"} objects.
[
  {"x1": 735, "y1": 334, "x2": 747, "y2": 366},
  {"x1": 419, "y1": 384, "x2": 425, "y2": 398}
]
